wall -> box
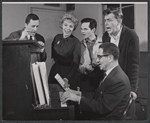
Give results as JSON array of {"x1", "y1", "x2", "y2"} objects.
[
  {"x1": 134, "y1": 4, "x2": 148, "y2": 51},
  {"x1": 2, "y1": 4, "x2": 104, "y2": 40},
  {"x1": 73, "y1": 4, "x2": 103, "y2": 40},
  {"x1": 2, "y1": 3, "x2": 148, "y2": 75},
  {"x1": 2, "y1": 4, "x2": 29, "y2": 39},
  {"x1": 2, "y1": 3, "x2": 148, "y2": 51},
  {"x1": 2, "y1": 3, "x2": 104, "y2": 75}
]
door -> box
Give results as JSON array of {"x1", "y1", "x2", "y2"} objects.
[{"x1": 30, "y1": 5, "x2": 66, "y2": 75}]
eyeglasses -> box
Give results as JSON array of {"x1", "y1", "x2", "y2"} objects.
[{"x1": 97, "y1": 54, "x2": 109, "y2": 59}]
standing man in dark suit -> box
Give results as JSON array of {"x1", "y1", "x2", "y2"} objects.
[
  {"x1": 61, "y1": 42, "x2": 134, "y2": 120},
  {"x1": 102, "y1": 7, "x2": 140, "y2": 100},
  {"x1": 4, "y1": 13, "x2": 47, "y2": 61}
]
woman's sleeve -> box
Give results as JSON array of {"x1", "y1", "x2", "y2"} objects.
[
  {"x1": 51, "y1": 35, "x2": 57, "y2": 59},
  {"x1": 40, "y1": 49, "x2": 47, "y2": 62},
  {"x1": 40, "y1": 36, "x2": 47, "y2": 61},
  {"x1": 66, "y1": 40, "x2": 81, "y2": 81}
]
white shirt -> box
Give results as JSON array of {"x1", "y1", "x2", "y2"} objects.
[
  {"x1": 109, "y1": 26, "x2": 123, "y2": 47},
  {"x1": 98, "y1": 64, "x2": 118, "y2": 87},
  {"x1": 105, "y1": 64, "x2": 118, "y2": 77},
  {"x1": 27, "y1": 35, "x2": 35, "y2": 40}
]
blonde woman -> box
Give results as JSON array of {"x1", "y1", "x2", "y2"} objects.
[{"x1": 48, "y1": 13, "x2": 81, "y2": 90}]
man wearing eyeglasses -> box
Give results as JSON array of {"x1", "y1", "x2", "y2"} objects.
[
  {"x1": 102, "y1": 7, "x2": 140, "y2": 101},
  {"x1": 60, "y1": 42, "x2": 134, "y2": 120}
]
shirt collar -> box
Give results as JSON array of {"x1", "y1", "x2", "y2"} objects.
[
  {"x1": 62, "y1": 34, "x2": 73, "y2": 41},
  {"x1": 109, "y1": 25, "x2": 123, "y2": 40},
  {"x1": 85, "y1": 35, "x2": 97, "y2": 43},
  {"x1": 83, "y1": 35, "x2": 97, "y2": 44},
  {"x1": 27, "y1": 35, "x2": 35, "y2": 40},
  {"x1": 21, "y1": 27, "x2": 36, "y2": 40},
  {"x1": 82, "y1": 35, "x2": 103, "y2": 48},
  {"x1": 105, "y1": 64, "x2": 118, "y2": 77}
]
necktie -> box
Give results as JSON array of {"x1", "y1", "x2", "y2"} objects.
[
  {"x1": 29, "y1": 36, "x2": 32, "y2": 40},
  {"x1": 98, "y1": 72, "x2": 106, "y2": 87}
]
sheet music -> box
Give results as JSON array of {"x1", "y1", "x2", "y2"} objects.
[
  {"x1": 30, "y1": 65, "x2": 39, "y2": 105},
  {"x1": 54, "y1": 73, "x2": 69, "y2": 91},
  {"x1": 32, "y1": 63, "x2": 46, "y2": 105},
  {"x1": 37, "y1": 62, "x2": 50, "y2": 105}
]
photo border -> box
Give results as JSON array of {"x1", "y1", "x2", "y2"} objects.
[{"x1": 1, "y1": 1, "x2": 149, "y2": 123}]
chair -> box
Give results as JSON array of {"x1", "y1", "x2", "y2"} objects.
[{"x1": 121, "y1": 96, "x2": 136, "y2": 120}]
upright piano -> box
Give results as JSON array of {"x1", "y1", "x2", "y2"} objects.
[{"x1": 2, "y1": 40, "x2": 74, "y2": 120}]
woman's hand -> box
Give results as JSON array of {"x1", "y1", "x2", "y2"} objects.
[
  {"x1": 92, "y1": 58, "x2": 100, "y2": 68},
  {"x1": 85, "y1": 64, "x2": 94, "y2": 72},
  {"x1": 63, "y1": 78, "x2": 70, "y2": 89},
  {"x1": 79, "y1": 64, "x2": 94, "y2": 74},
  {"x1": 79, "y1": 64, "x2": 87, "y2": 74}
]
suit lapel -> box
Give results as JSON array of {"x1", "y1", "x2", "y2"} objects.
[
  {"x1": 97, "y1": 66, "x2": 121, "y2": 91},
  {"x1": 104, "y1": 66, "x2": 120, "y2": 82},
  {"x1": 105, "y1": 33, "x2": 110, "y2": 43},
  {"x1": 118, "y1": 25, "x2": 127, "y2": 52},
  {"x1": 94, "y1": 67, "x2": 119, "y2": 99},
  {"x1": 94, "y1": 66, "x2": 121, "y2": 99},
  {"x1": 104, "y1": 25, "x2": 127, "y2": 53},
  {"x1": 34, "y1": 34, "x2": 38, "y2": 41}
]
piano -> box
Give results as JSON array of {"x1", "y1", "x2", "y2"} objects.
[{"x1": 2, "y1": 40, "x2": 75, "y2": 120}]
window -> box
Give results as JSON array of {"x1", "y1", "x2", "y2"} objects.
[{"x1": 106, "y1": 4, "x2": 134, "y2": 29}]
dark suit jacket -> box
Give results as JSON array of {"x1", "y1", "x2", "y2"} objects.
[
  {"x1": 4, "y1": 28, "x2": 47, "y2": 61},
  {"x1": 102, "y1": 25, "x2": 140, "y2": 93},
  {"x1": 80, "y1": 66, "x2": 132, "y2": 120}
]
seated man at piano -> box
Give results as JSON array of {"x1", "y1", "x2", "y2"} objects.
[
  {"x1": 4, "y1": 13, "x2": 47, "y2": 61},
  {"x1": 61, "y1": 42, "x2": 134, "y2": 120}
]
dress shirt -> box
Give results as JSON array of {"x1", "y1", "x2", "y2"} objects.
[
  {"x1": 79, "y1": 64, "x2": 119, "y2": 104},
  {"x1": 105, "y1": 64, "x2": 119, "y2": 79},
  {"x1": 100, "y1": 64, "x2": 119, "y2": 86},
  {"x1": 85, "y1": 36, "x2": 97, "y2": 61},
  {"x1": 80, "y1": 36, "x2": 102, "y2": 66},
  {"x1": 109, "y1": 25, "x2": 123, "y2": 47},
  {"x1": 27, "y1": 35, "x2": 35, "y2": 40}
]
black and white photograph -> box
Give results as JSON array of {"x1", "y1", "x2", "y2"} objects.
[{"x1": 2, "y1": 2, "x2": 148, "y2": 121}]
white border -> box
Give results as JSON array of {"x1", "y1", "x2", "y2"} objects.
[{"x1": 2, "y1": 2, "x2": 147, "y2": 4}]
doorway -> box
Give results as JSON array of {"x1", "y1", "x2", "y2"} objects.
[{"x1": 29, "y1": 4, "x2": 66, "y2": 75}]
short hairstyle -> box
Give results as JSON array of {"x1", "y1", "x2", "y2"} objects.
[
  {"x1": 60, "y1": 13, "x2": 79, "y2": 31},
  {"x1": 99, "y1": 42, "x2": 119, "y2": 60},
  {"x1": 25, "y1": 13, "x2": 40, "y2": 24},
  {"x1": 103, "y1": 7, "x2": 123, "y2": 20},
  {"x1": 81, "y1": 18, "x2": 97, "y2": 30}
]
